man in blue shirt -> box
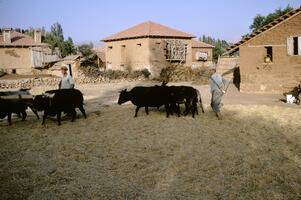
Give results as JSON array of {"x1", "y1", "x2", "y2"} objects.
[{"x1": 208, "y1": 65, "x2": 229, "y2": 120}]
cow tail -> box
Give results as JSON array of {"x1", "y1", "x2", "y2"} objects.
[{"x1": 197, "y1": 90, "x2": 205, "y2": 113}]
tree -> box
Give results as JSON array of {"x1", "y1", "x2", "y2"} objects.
[
  {"x1": 43, "y1": 23, "x2": 75, "y2": 57},
  {"x1": 78, "y1": 43, "x2": 94, "y2": 57},
  {"x1": 50, "y1": 22, "x2": 64, "y2": 41},
  {"x1": 200, "y1": 35, "x2": 231, "y2": 61},
  {"x1": 249, "y1": 5, "x2": 293, "y2": 31},
  {"x1": 78, "y1": 43, "x2": 97, "y2": 67}
]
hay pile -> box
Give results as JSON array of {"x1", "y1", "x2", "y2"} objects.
[
  {"x1": 159, "y1": 65, "x2": 210, "y2": 84},
  {"x1": 0, "y1": 103, "x2": 300, "y2": 199}
]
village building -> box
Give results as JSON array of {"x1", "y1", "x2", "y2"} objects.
[
  {"x1": 223, "y1": 6, "x2": 301, "y2": 93},
  {"x1": 0, "y1": 28, "x2": 59, "y2": 74},
  {"x1": 101, "y1": 21, "x2": 213, "y2": 77},
  {"x1": 93, "y1": 47, "x2": 106, "y2": 70},
  {"x1": 50, "y1": 55, "x2": 81, "y2": 77}
]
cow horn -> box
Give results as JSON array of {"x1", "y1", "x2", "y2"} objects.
[{"x1": 43, "y1": 93, "x2": 55, "y2": 98}]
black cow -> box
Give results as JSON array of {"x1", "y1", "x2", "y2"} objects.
[
  {"x1": 0, "y1": 97, "x2": 29, "y2": 125},
  {"x1": 33, "y1": 89, "x2": 87, "y2": 125},
  {"x1": 0, "y1": 88, "x2": 39, "y2": 119},
  {"x1": 118, "y1": 86, "x2": 171, "y2": 117},
  {"x1": 161, "y1": 82, "x2": 204, "y2": 118}
]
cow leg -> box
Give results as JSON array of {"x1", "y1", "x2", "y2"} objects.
[
  {"x1": 21, "y1": 110, "x2": 27, "y2": 121},
  {"x1": 199, "y1": 98, "x2": 205, "y2": 113},
  {"x1": 165, "y1": 104, "x2": 170, "y2": 118},
  {"x1": 7, "y1": 113, "x2": 12, "y2": 125},
  {"x1": 176, "y1": 104, "x2": 181, "y2": 117},
  {"x1": 57, "y1": 112, "x2": 61, "y2": 126},
  {"x1": 29, "y1": 106, "x2": 40, "y2": 119},
  {"x1": 42, "y1": 111, "x2": 47, "y2": 125},
  {"x1": 78, "y1": 105, "x2": 87, "y2": 118},
  {"x1": 145, "y1": 106, "x2": 149, "y2": 115},
  {"x1": 134, "y1": 106, "x2": 140, "y2": 117},
  {"x1": 71, "y1": 109, "x2": 76, "y2": 122}
]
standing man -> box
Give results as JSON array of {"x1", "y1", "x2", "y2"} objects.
[
  {"x1": 59, "y1": 66, "x2": 75, "y2": 89},
  {"x1": 208, "y1": 65, "x2": 229, "y2": 120}
]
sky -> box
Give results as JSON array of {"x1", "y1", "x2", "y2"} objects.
[{"x1": 0, "y1": 0, "x2": 300, "y2": 45}]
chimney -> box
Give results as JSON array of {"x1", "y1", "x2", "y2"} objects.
[
  {"x1": 3, "y1": 28, "x2": 12, "y2": 44},
  {"x1": 34, "y1": 28, "x2": 42, "y2": 43}
]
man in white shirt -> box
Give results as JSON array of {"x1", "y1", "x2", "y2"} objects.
[
  {"x1": 208, "y1": 65, "x2": 229, "y2": 120},
  {"x1": 59, "y1": 66, "x2": 74, "y2": 89}
]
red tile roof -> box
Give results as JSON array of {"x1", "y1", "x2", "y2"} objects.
[
  {"x1": 0, "y1": 30, "x2": 48, "y2": 47},
  {"x1": 192, "y1": 39, "x2": 214, "y2": 48},
  {"x1": 102, "y1": 21, "x2": 195, "y2": 42}
]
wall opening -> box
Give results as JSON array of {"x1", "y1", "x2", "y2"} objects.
[
  {"x1": 265, "y1": 46, "x2": 273, "y2": 62},
  {"x1": 12, "y1": 69, "x2": 16, "y2": 74},
  {"x1": 293, "y1": 37, "x2": 298, "y2": 55}
]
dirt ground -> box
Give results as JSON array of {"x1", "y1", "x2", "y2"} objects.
[{"x1": 0, "y1": 81, "x2": 300, "y2": 200}]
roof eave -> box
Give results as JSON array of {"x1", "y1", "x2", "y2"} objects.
[{"x1": 102, "y1": 35, "x2": 195, "y2": 42}]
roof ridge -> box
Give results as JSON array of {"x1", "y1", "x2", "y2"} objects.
[
  {"x1": 102, "y1": 20, "x2": 195, "y2": 42},
  {"x1": 224, "y1": 5, "x2": 301, "y2": 55}
]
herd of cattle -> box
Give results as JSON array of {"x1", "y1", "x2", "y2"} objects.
[
  {"x1": 0, "y1": 82, "x2": 204, "y2": 126},
  {"x1": 0, "y1": 88, "x2": 86, "y2": 125}
]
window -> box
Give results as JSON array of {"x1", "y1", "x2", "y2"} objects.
[
  {"x1": 265, "y1": 46, "x2": 273, "y2": 62},
  {"x1": 12, "y1": 69, "x2": 16, "y2": 74},
  {"x1": 137, "y1": 43, "x2": 141, "y2": 46},
  {"x1": 293, "y1": 37, "x2": 298, "y2": 55},
  {"x1": 122, "y1": 45, "x2": 126, "y2": 48},
  {"x1": 108, "y1": 46, "x2": 113, "y2": 50},
  {"x1": 287, "y1": 36, "x2": 301, "y2": 56}
]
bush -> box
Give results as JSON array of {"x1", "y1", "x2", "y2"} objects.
[
  {"x1": 159, "y1": 66, "x2": 209, "y2": 84},
  {"x1": 79, "y1": 67, "x2": 150, "y2": 80}
]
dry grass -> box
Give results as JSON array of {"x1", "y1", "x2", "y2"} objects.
[{"x1": 0, "y1": 103, "x2": 300, "y2": 200}]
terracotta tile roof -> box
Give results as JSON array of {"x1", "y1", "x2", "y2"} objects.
[
  {"x1": 192, "y1": 39, "x2": 214, "y2": 48},
  {"x1": 102, "y1": 21, "x2": 195, "y2": 42},
  {"x1": 0, "y1": 30, "x2": 48, "y2": 47},
  {"x1": 224, "y1": 6, "x2": 301, "y2": 55}
]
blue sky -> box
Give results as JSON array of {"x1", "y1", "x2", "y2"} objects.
[{"x1": 0, "y1": 0, "x2": 300, "y2": 45}]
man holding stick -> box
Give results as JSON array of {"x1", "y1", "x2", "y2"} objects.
[{"x1": 208, "y1": 65, "x2": 229, "y2": 120}]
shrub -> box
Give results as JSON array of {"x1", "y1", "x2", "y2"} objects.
[
  {"x1": 79, "y1": 67, "x2": 150, "y2": 80},
  {"x1": 159, "y1": 66, "x2": 209, "y2": 84}
]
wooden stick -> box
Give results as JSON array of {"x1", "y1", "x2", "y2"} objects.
[{"x1": 0, "y1": 95, "x2": 34, "y2": 99}]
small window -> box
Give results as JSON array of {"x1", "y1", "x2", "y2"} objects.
[
  {"x1": 108, "y1": 46, "x2": 113, "y2": 50},
  {"x1": 265, "y1": 46, "x2": 273, "y2": 62},
  {"x1": 156, "y1": 42, "x2": 161, "y2": 45},
  {"x1": 122, "y1": 45, "x2": 126, "y2": 48},
  {"x1": 12, "y1": 69, "x2": 16, "y2": 74},
  {"x1": 137, "y1": 43, "x2": 141, "y2": 46},
  {"x1": 293, "y1": 37, "x2": 298, "y2": 55}
]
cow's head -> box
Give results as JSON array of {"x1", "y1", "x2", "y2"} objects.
[
  {"x1": 33, "y1": 93, "x2": 55, "y2": 111},
  {"x1": 118, "y1": 89, "x2": 129, "y2": 105}
]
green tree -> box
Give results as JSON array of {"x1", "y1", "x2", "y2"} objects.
[
  {"x1": 200, "y1": 35, "x2": 231, "y2": 61},
  {"x1": 78, "y1": 43, "x2": 97, "y2": 67},
  {"x1": 78, "y1": 43, "x2": 94, "y2": 57},
  {"x1": 50, "y1": 22, "x2": 64, "y2": 41},
  {"x1": 43, "y1": 23, "x2": 75, "y2": 57},
  {"x1": 249, "y1": 5, "x2": 293, "y2": 31}
]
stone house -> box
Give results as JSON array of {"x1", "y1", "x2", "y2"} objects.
[
  {"x1": 223, "y1": 6, "x2": 301, "y2": 93},
  {"x1": 101, "y1": 21, "x2": 213, "y2": 77},
  {"x1": 0, "y1": 28, "x2": 59, "y2": 74},
  {"x1": 50, "y1": 55, "x2": 81, "y2": 77}
]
